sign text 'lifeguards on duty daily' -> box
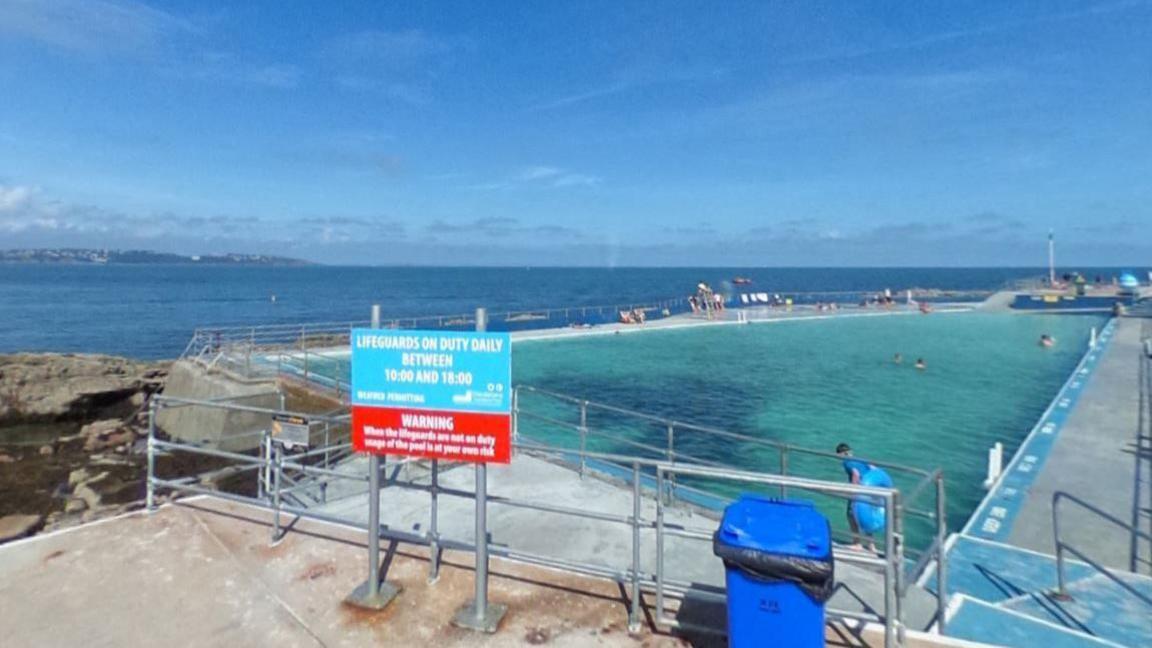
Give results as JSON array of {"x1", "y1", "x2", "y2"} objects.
[{"x1": 350, "y1": 329, "x2": 512, "y2": 463}]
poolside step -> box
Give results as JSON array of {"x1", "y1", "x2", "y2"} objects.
[
  {"x1": 933, "y1": 534, "x2": 1095, "y2": 603},
  {"x1": 946, "y1": 595, "x2": 1124, "y2": 647},
  {"x1": 996, "y1": 572, "x2": 1152, "y2": 647}
]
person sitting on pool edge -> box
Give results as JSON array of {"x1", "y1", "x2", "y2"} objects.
[{"x1": 836, "y1": 443, "x2": 876, "y2": 552}]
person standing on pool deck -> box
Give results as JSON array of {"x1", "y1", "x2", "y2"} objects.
[{"x1": 836, "y1": 443, "x2": 876, "y2": 552}]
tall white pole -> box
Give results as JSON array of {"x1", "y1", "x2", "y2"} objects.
[{"x1": 1048, "y1": 230, "x2": 1055, "y2": 285}]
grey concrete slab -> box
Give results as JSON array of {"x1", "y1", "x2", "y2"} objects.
[
  {"x1": 1007, "y1": 318, "x2": 1146, "y2": 571},
  {"x1": 307, "y1": 450, "x2": 942, "y2": 630},
  {"x1": 0, "y1": 497, "x2": 966, "y2": 648}
]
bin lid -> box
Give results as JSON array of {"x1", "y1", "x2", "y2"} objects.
[{"x1": 716, "y1": 495, "x2": 831, "y2": 560}]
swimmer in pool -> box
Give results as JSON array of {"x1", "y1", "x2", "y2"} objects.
[
  {"x1": 1039, "y1": 334, "x2": 1055, "y2": 348},
  {"x1": 915, "y1": 358, "x2": 926, "y2": 370},
  {"x1": 836, "y1": 443, "x2": 876, "y2": 552},
  {"x1": 893, "y1": 353, "x2": 903, "y2": 365}
]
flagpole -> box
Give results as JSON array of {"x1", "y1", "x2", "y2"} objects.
[{"x1": 1047, "y1": 230, "x2": 1055, "y2": 285}]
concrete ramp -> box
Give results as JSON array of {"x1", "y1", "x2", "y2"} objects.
[{"x1": 155, "y1": 360, "x2": 281, "y2": 451}]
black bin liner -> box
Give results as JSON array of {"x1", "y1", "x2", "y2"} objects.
[{"x1": 713, "y1": 534, "x2": 835, "y2": 603}]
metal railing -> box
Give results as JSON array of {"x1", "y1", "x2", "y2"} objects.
[
  {"x1": 1052, "y1": 491, "x2": 1152, "y2": 608},
  {"x1": 512, "y1": 385, "x2": 949, "y2": 633},
  {"x1": 180, "y1": 297, "x2": 698, "y2": 376},
  {"x1": 513, "y1": 387, "x2": 946, "y2": 538},
  {"x1": 179, "y1": 288, "x2": 993, "y2": 382},
  {"x1": 144, "y1": 391, "x2": 946, "y2": 646}
]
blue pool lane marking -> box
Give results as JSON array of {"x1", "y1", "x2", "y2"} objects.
[{"x1": 961, "y1": 319, "x2": 1117, "y2": 542}]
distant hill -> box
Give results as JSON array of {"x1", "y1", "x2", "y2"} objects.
[{"x1": 0, "y1": 248, "x2": 314, "y2": 266}]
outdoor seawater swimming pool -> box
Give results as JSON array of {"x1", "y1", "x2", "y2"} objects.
[{"x1": 299, "y1": 311, "x2": 1105, "y2": 546}]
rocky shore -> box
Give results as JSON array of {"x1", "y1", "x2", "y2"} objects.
[{"x1": 0, "y1": 354, "x2": 169, "y2": 542}]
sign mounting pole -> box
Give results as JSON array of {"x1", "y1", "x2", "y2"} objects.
[
  {"x1": 453, "y1": 306, "x2": 508, "y2": 632},
  {"x1": 345, "y1": 304, "x2": 401, "y2": 610},
  {"x1": 347, "y1": 305, "x2": 512, "y2": 630}
]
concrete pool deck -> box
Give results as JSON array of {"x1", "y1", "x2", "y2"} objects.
[
  {"x1": 509, "y1": 302, "x2": 977, "y2": 343},
  {"x1": 934, "y1": 316, "x2": 1152, "y2": 647},
  {"x1": 0, "y1": 496, "x2": 973, "y2": 648},
  {"x1": 1006, "y1": 317, "x2": 1147, "y2": 566}
]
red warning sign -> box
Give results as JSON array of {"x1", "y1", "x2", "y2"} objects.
[{"x1": 352, "y1": 406, "x2": 511, "y2": 464}]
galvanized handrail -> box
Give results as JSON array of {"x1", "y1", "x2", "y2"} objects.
[
  {"x1": 145, "y1": 394, "x2": 928, "y2": 646},
  {"x1": 1052, "y1": 490, "x2": 1152, "y2": 607},
  {"x1": 514, "y1": 385, "x2": 941, "y2": 514}
]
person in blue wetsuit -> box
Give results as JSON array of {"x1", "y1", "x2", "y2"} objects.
[{"x1": 836, "y1": 442, "x2": 876, "y2": 551}]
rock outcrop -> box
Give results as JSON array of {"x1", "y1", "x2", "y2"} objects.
[
  {"x1": 0, "y1": 353, "x2": 168, "y2": 426},
  {"x1": 0, "y1": 514, "x2": 44, "y2": 542}
]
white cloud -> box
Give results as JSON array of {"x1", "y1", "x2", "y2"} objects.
[
  {"x1": 465, "y1": 166, "x2": 602, "y2": 191},
  {"x1": 550, "y1": 173, "x2": 600, "y2": 188},
  {"x1": 517, "y1": 166, "x2": 562, "y2": 181},
  {"x1": 0, "y1": 185, "x2": 37, "y2": 212},
  {"x1": 322, "y1": 29, "x2": 453, "y2": 67},
  {"x1": 0, "y1": 0, "x2": 195, "y2": 54},
  {"x1": 506, "y1": 166, "x2": 602, "y2": 189},
  {"x1": 172, "y1": 53, "x2": 302, "y2": 89}
]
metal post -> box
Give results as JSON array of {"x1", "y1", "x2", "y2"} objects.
[
  {"x1": 145, "y1": 400, "x2": 157, "y2": 513},
  {"x1": 453, "y1": 306, "x2": 507, "y2": 632},
  {"x1": 893, "y1": 490, "x2": 906, "y2": 645},
  {"x1": 655, "y1": 468, "x2": 666, "y2": 621},
  {"x1": 935, "y1": 474, "x2": 948, "y2": 634},
  {"x1": 579, "y1": 401, "x2": 588, "y2": 478},
  {"x1": 666, "y1": 423, "x2": 676, "y2": 504},
  {"x1": 369, "y1": 305, "x2": 386, "y2": 480},
  {"x1": 346, "y1": 305, "x2": 400, "y2": 610},
  {"x1": 428, "y1": 459, "x2": 441, "y2": 583},
  {"x1": 302, "y1": 325, "x2": 309, "y2": 384},
  {"x1": 1053, "y1": 497, "x2": 1069, "y2": 599},
  {"x1": 628, "y1": 462, "x2": 642, "y2": 634},
  {"x1": 883, "y1": 494, "x2": 896, "y2": 648},
  {"x1": 321, "y1": 422, "x2": 330, "y2": 503},
  {"x1": 263, "y1": 431, "x2": 273, "y2": 501},
  {"x1": 257, "y1": 430, "x2": 267, "y2": 501},
  {"x1": 511, "y1": 388, "x2": 519, "y2": 445},
  {"x1": 270, "y1": 443, "x2": 283, "y2": 545},
  {"x1": 779, "y1": 445, "x2": 789, "y2": 498}
]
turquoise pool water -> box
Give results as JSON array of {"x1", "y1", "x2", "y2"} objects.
[
  {"x1": 297, "y1": 311, "x2": 1104, "y2": 545},
  {"x1": 511, "y1": 312, "x2": 1106, "y2": 541}
]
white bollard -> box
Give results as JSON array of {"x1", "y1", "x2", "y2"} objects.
[{"x1": 983, "y1": 442, "x2": 1003, "y2": 489}]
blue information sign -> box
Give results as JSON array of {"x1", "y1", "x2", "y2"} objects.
[{"x1": 350, "y1": 329, "x2": 511, "y2": 414}]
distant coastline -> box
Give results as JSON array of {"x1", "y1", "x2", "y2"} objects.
[{"x1": 0, "y1": 248, "x2": 314, "y2": 266}]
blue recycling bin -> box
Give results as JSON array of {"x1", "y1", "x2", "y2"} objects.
[{"x1": 713, "y1": 496, "x2": 834, "y2": 648}]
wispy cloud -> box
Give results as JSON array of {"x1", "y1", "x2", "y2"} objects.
[
  {"x1": 422, "y1": 216, "x2": 585, "y2": 241},
  {"x1": 322, "y1": 29, "x2": 454, "y2": 68},
  {"x1": 168, "y1": 52, "x2": 302, "y2": 89},
  {"x1": 785, "y1": 0, "x2": 1150, "y2": 66},
  {"x1": 0, "y1": 0, "x2": 196, "y2": 54},
  {"x1": 467, "y1": 166, "x2": 602, "y2": 191},
  {"x1": 0, "y1": 1, "x2": 298, "y2": 91},
  {"x1": 528, "y1": 66, "x2": 726, "y2": 112},
  {"x1": 321, "y1": 29, "x2": 463, "y2": 104},
  {"x1": 0, "y1": 182, "x2": 403, "y2": 246},
  {"x1": 529, "y1": 81, "x2": 634, "y2": 111}
]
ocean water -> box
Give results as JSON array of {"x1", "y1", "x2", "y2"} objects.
[
  {"x1": 0, "y1": 263, "x2": 1136, "y2": 359},
  {"x1": 511, "y1": 311, "x2": 1106, "y2": 541}
]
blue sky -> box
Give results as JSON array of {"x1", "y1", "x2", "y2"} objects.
[{"x1": 1, "y1": 0, "x2": 1149, "y2": 266}]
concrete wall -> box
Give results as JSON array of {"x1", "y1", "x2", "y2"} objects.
[{"x1": 155, "y1": 361, "x2": 280, "y2": 452}]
